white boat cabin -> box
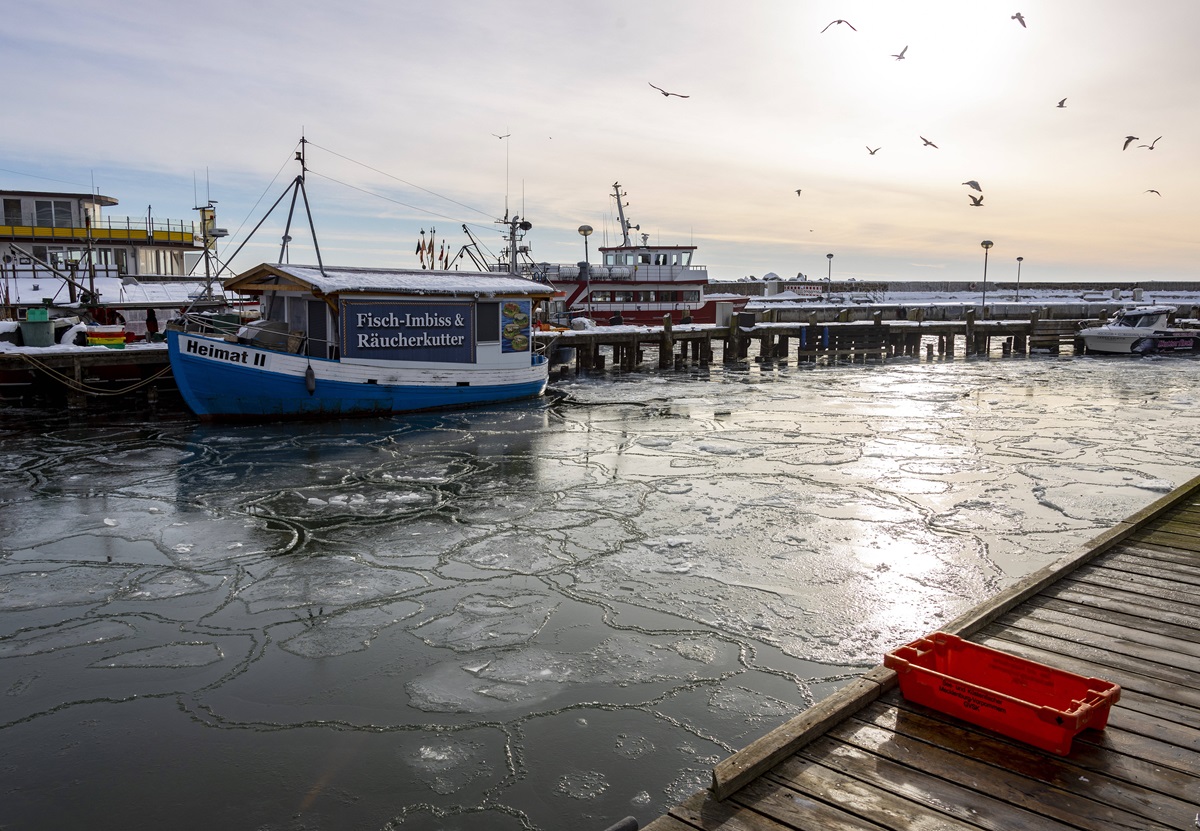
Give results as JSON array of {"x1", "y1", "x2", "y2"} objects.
[{"x1": 222, "y1": 263, "x2": 554, "y2": 365}]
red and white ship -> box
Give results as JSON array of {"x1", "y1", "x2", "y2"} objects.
[{"x1": 487, "y1": 183, "x2": 743, "y2": 327}]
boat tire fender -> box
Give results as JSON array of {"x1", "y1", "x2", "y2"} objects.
[{"x1": 305, "y1": 365, "x2": 316, "y2": 395}]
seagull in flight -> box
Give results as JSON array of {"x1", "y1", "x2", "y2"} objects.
[
  {"x1": 1145, "y1": 189, "x2": 1161, "y2": 196},
  {"x1": 920, "y1": 136, "x2": 938, "y2": 148},
  {"x1": 892, "y1": 46, "x2": 908, "y2": 60},
  {"x1": 866, "y1": 146, "x2": 881, "y2": 155},
  {"x1": 968, "y1": 194, "x2": 984, "y2": 207},
  {"x1": 648, "y1": 82, "x2": 689, "y2": 98},
  {"x1": 491, "y1": 132, "x2": 510, "y2": 139},
  {"x1": 821, "y1": 19, "x2": 857, "y2": 32},
  {"x1": 1139, "y1": 136, "x2": 1162, "y2": 149},
  {"x1": 1012, "y1": 12, "x2": 1026, "y2": 27},
  {"x1": 1122, "y1": 135, "x2": 1139, "y2": 150},
  {"x1": 1056, "y1": 98, "x2": 1067, "y2": 108},
  {"x1": 962, "y1": 180, "x2": 982, "y2": 192}
]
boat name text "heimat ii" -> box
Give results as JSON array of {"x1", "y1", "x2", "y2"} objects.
[
  {"x1": 185, "y1": 337, "x2": 267, "y2": 367},
  {"x1": 355, "y1": 312, "x2": 467, "y2": 349}
]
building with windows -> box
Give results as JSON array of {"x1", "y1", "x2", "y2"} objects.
[{"x1": 0, "y1": 188, "x2": 205, "y2": 283}]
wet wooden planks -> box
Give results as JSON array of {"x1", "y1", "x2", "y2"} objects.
[{"x1": 644, "y1": 475, "x2": 1200, "y2": 831}]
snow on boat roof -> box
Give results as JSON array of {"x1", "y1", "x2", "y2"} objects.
[{"x1": 230, "y1": 264, "x2": 553, "y2": 298}]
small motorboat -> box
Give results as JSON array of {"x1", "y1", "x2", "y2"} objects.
[{"x1": 1078, "y1": 305, "x2": 1200, "y2": 354}]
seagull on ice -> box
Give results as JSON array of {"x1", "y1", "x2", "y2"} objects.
[
  {"x1": 1145, "y1": 189, "x2": 1161, "y2": 196},
  {"x1": 920, "y1": 136, "x2": 938, "y2": 148},
  {"x1": 1056, "y1": 98, "x2": 1067, "y2": 108},
  {"x1": 962, "y1": 180, "x2": 982, "y2": 192},
  {"x1": 892, "y1": 46, "x2": 908, "y2": 60},
  {"x1": 1139, "y1": 136, "x2": 1162, "y2": 149},
  {"x1": 1122, "y1": 135, "x2": 1139, "y2": 150},
  {"x1": 1012, "y1": 12, "x2": 1026, "y2": 27},
  {"x1": 821, "y1": 19, "x2": 857, "y2": 32},
  {"x1": 866, "y1": 146, "x2": 881, "y2": 155},
  {"x1": 968, "y1": 194, "x2": 984, "y2": 207},
  {"x1": 648, "y1": 82, "x2": 689, "y2": 98}
]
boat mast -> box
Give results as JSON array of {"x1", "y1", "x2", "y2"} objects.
[{"x1": 611, "y1": 181, "x2": 641, "y2": 248}]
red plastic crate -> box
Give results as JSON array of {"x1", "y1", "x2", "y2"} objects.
[{"x1": 883, "y1": 632, "x2": 1121, "y2": 755}]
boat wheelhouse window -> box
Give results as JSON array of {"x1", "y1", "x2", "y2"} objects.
[
  {"x1": 287, "y1": 296, "x2": 305, "y2": 332},
  {"x1": 477, "y1": 302, "x2": 500, "y2": 341},
  {"x1": 591, "y1": 291, "x2": 611, "y2": 302},
  {"x1": 623, "y1": 253, "x2": 635, "y2": 265},
  {"x1": 3, "y1": 199, "x2": 20, "y2": 225},
  {"x1": 34, "y1": 200, "x2": 71, "y2": 228},
  {"x1": 604, "y1": 253, "x2": 616, "y2": 266},
  {"x1": 306, "y1": 299, "x2": 329, "y2": 358},
  {"x1": 653, "y1": 253, "x2": 667, "y2": 265},
  {"x1": 638, "y1": 253, "x2": 651, "y2": 265},
  {"x1": 614, "y1": 291, "x2": 634, "y2": 302},
  {"x1": 636, "y1": 291, "x2": 654, "y2": 302},
  {"x1": 674, "y1": 252, "x2": 691, "y2": 266},
  {"x1": 683, "y1": 290, "x2": 700, "y2": 302}
]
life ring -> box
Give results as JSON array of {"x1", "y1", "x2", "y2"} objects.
[{"x1": 969, "y1": 282, "x2": 977, "y2": 290}]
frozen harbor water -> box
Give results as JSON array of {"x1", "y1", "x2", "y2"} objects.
[{"x1": 2, "y1": 349, "x2": 1200, "y2": 830}]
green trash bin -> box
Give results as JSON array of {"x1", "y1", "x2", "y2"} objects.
[{"x1": 19, "y1": 320, "x2": 54, "y2": 347}]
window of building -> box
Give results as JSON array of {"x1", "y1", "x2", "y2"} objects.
[
  {"x1": 3, "y1": 199, "x2": 21, "y2": 225},
  {"x1": 34, "y1": 200, "x2": 72, "y2": 227}
]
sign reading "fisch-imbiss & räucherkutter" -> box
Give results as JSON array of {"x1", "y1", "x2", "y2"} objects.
[{"x1": 341, "y1": 301, "x2": 475, "y2": 363}]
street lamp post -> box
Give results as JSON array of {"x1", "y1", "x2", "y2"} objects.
[
  {"x1": 1015, "y1": 256, "x2": 1024, "y2": 302},
  {"x1": 578, "y1": 224, "x2": 593, "y2": 320},
  {"x1": 980, "y1": 240, "x2": 993, "y2": 317},
  {"x1": 825, "y1": 253, "x2": 833, "y2": 300}
]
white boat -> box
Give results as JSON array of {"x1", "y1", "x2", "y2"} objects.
[
  {"x1": 1078, "y1": 305, "x2": 1200, "y2": 354},
  {"x1": 168, "y1": 264, "x2": 553, "y2": 421},
  {"x1": 488, "y1": 183, "x2": 744, "y2": 327}
]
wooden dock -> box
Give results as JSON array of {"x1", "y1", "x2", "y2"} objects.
[
  {"x1": 538, "y1": 313, "x2": 1102, "y2": 374},
  {"x1": 643, "y1": 475, "x2": 1200, "y2": 831}
]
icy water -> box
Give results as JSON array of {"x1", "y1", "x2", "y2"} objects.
[{"x1": 3, "y1": 351, "x2": 1200, "y2": 831}]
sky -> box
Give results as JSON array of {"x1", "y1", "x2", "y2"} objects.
[{"x1": 2, "y1": 0, "x2": 1198, "y2": 284}]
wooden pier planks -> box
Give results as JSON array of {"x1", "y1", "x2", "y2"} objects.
[{"x1": 645, "y1": 473, "x2": 1200, "y2": 831}]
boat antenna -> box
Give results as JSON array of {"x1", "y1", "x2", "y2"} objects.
[{"x1": 610, "y1": 181, "x2": 639, "y2": 247}]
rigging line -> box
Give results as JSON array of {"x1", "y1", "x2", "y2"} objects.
[
  {"x1": 0, "y1": 166, "x2": 88, "y2": 188},
  {"x1": 305, "y1": 170, "x2": 500, "y2": 236},
  {"x1": 304, "y1": 141, "x2": 494, "y2": 219},
  {"x1": 221, "y1": 141, "x2": 304, "y2": 256}
]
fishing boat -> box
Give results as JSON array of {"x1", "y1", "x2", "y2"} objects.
[
  {"x1": 490, "y1": 183, "x2": 742, "y2": 327},
  {"x1": 1078, "y1": 305, "x2": 1200, "y2": 355},
  {"x1": 167, "y1": 264, "x2": 553, "y2": 421}
]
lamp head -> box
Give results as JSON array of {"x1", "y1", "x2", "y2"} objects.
[
  {"x1": 981, "y1": 240, "x2": 994, "y2": 250},
  {"x1": 577, "y1": 225, "x2": 593, "y2": 237},
  {"x1": 1016, "y1": 256, "x2": 1023, "y2": 262},
  {"x1": 826, "y1": 253, "x2": 834, "y2": 259}
]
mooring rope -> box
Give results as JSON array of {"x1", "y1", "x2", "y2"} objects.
[{"x1": 16, "y1": 353, "x2": 174, "y2": 396}]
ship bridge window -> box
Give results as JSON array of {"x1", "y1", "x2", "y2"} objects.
[
  {"x1": 591, "y1": 291, "x2": 612, "y2": 302},
  {"x1": 636, "y1": 291, "x2": 655, "y2": 302},
  {"x1": 604, "y1": 253, "x2": 615, "y2": 266},
  {"x1": 623, "y1": 253, "x2": 635, "y2": 265},
  {"x1": 654, "y1": 253, "x2": 667, "y2": 265},
  {"x1": 638, "y1": 253, "x2": 651, "y2": 265},
  {"x1": 35, "y1": 200, "x2": 72, "y2": 228}
]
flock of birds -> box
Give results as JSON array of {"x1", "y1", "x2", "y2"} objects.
[{"x1": 648, "y1": 10, "x2": 1166, "y2": 206}]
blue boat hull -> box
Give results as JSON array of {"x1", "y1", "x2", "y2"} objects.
[{"x1": 168, "y1": 330, "x2": 548, "y2": 421}]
